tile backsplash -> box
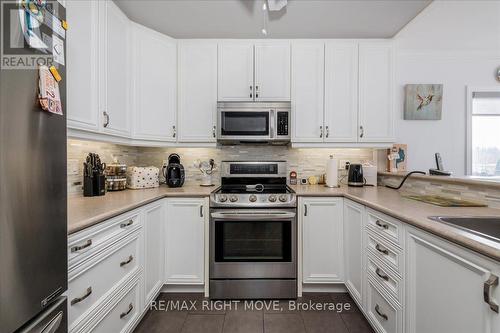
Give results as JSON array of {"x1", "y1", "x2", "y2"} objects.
[{"x1": 67, "y1": 139, "x2": 376, "y2": 194}]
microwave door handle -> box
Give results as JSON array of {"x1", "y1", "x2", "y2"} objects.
[{"x1": 270, "y1": 110, "x2": 275, "y2": 138}]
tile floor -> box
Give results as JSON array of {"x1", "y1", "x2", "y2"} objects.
[{"x1": 133, "y1": 292, "x2": 374, "y2": 333}]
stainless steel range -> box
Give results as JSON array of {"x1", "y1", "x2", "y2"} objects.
[{"x1": 209, "y1": 161, "x2": 297, "y2": 299}]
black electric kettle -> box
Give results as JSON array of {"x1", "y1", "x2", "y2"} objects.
[
  {"x1": 347, "y1": 163, "x2": 364, "y2": 187},
  {"x1": 164, "y1": 153, "x2": 185, "y2": 187}
]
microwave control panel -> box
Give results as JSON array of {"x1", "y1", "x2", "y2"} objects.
[{"x1": 277, "y1": 112, "x2": 289, "y2": 136}]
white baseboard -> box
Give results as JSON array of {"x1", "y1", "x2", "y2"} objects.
[
  {"x1": 160, "y1": 284, "x2": 205, "y2": 293},
  {"x1": 302, "y1": 283, "x2": 347, "y2": 293}
]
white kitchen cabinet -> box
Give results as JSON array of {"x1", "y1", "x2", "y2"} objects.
[
  {"x1": 291, "y1": 41, "x2": 325, "y2": 142},
  {"x1": 66, "y1": 0, "x2": 99, "y2": 132},
  {"x1": 99, "y1": 0, "x2": 131, "y2": 137},
  {"x1": 254, "y1": 42, "x2": 291, "y2": 101},
  {"x1": 177, "y1": 40, "x2": 218, "y2": 142},
  {"x1": 343, "y1": 199, "x2": 364, "y2": 307},
  {"x1": 405, "y1": 226, "x2": 500, "y2": 333},
  {"x1": 358, "y1": 41, "x2": 395, "y2": 142},
  {"x1": 301, "y1": 197, "x2": 344, "y2": 284},
  {"x1": 142, "y1": 201, "x2": 165, "y2": 309},
  {"x1": 218, "y1": 42, "x2": 254, "y2": 101},
  {"x1": 132, "y1": 24, "x2": 177, "y2": 142},
  {"x1": 165, "y1": 198, "x2": 207, "y2": 284},
  {"x1": 324, "y1": 41, "x2": 359, "y2": 142}
]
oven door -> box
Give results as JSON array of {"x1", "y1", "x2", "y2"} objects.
[
  {"x1": 218, "y1": 110, "x2": 271, "y2": 141},
  {"x1": 210, "y1": 209, "x2": 296, "y2": 279}
]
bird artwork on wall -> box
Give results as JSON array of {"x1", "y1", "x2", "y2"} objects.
[{"x1": 404, "y1": 84, "x2": 443, "y2": 120}]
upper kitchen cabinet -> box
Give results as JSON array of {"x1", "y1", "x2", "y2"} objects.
[
  {"x1": 218, "y1": 41, "x2": 290, "y2": 102},
  {"x1": 178, "y1": 40, "x2": 218, "y2": 143},
  {"x1": 131, "y1": 24, "x2": 177, "y2": 142},
  {"x1": 358, "y1": 41, "x2": 395, "y2": 142},
  {"x1": 254, "y1": 42, "x2": 291, "y2": 101},
  {"x1": 66, "y1": 0, "x2": 99, "y2": 132},
  {"x1": 98, "y1": 0, "x2": 131, "y2": 138},
  {"x1": 291, "y1": 41, "x2": 325, "y2": 142},
  {"x1": 218, "y1": 42, "x2": 254, "y2": 101},
  {"x1": 324, "y1": 41, "x2": 359, "y2": 142}
]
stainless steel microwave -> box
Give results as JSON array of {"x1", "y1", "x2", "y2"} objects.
[{"x1": 217, "y1": 102, "x2": 291, "y2": 144}]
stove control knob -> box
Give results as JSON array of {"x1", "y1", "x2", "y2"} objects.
[
  {"x1": 229, "y1": 195, "x2": 238, "y2": 203},
  {"x1": 219, "y1": 194, "x2": 228, "y2": 203},
  {"x1": 279, "y1": 195, "x2": 288, "y2": 203},
  {"x1": 268, "y1": 195, "x2": 277, "y2": 202},
  {"x1": 249, "y1": 194, "x2": 257, "y2": 202}
]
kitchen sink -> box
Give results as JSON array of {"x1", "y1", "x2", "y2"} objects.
[{"x1": 428, "y1": 216, "x2": 500, "y2": 243}]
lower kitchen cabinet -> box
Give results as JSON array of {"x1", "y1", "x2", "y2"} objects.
[
  {"x1": 142, "y1": 201, "x2": 165, "y2": 308},
  {"x1": 164, "y1": 198, "x2": 208, "y2": 284},
  {"x1": 405, "y1": 226, "x2": 500, "y2": 333},
  {"x1": 343, "y1": 199, "x2": 364, "y2": 307},
  {"x1": 300, "y1": 197, "x2": 344, "y2": 284}
]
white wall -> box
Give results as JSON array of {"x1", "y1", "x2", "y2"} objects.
[{"x1": 394, "y1": 0, "x2": 500, "y2": 175}]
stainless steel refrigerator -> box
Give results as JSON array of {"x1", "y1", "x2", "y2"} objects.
[{"x1": 0, "y1": 1, "x2": 68, "y2": 332}]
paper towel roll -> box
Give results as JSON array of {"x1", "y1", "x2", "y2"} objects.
[{"x1": 325, "y1": 156, "x2": 338, "y2": 188}]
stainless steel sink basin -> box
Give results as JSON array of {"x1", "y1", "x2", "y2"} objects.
[{"x1": 428, "y1": 216, "x2": 500, "y2": 243}]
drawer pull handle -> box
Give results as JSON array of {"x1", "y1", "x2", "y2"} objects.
[
  {"x1": 375, "y1": 304, "x2": 388, "y2": 321},
  {"x1": 71, "y1": 287, "x2": 92, "y2": 306},
  {"x1": 375, "y1": 244, "x2": 389, "y2": 255},
  {"x1": 120, "y1": 220, "x2": 134, "y2": 228},
  {"x1": 71, "y1": 239, "x2": 92, "y2": 253},
  {"x1": 375, "y1": 268, "x2": 389, "y2": 281},
  {"x1": 375, "y1": 220, "x2": 389, "y2": 230},
  {"x1": 120, "y1": 303, "x2": 134, "y2": 319},
  {"x1": 120, "y1": 255, "x2": 134, "y2": 267},
  {"x1": 484, "y1": 274, "x2": 499, "y2": 313}
]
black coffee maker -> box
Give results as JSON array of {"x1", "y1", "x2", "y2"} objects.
[{"x1": 164, "y1": 153, "x2": 185, "y2": 187}]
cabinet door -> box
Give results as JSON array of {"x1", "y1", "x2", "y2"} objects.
[
  {"x1": 406, "y1": 227, "x2": 500, "y2": 333},
  {"x1": 291, "y1": 42, "x2": 324, "y2": 143},
  {"x1": 324, "y1": 41, "x2": 358, "y2": 142},
  {"x1": 143, "y1": 201, "x2": 165, "y2": 308},
  {"x1": 165, "y1": 198, "x2": 206, "y2": 284},
  {"x1": 254, "y1": 43, "x2": 290, "y2": 101},
  {"x1": 66, "y1": 0, "x2": 99, "y2": 132},
  {"x1": 132, "y1": 24, "x2": 177, "y2": 141},
  {"x1": 301, "y1": 197, "x2": 344, "y2": 284},
  {"x1": 178, "y1": 41, "x2": 218, "y2": 142},
  {"x1": 100, "y1": 1, "x2": 131, "y2": 137},
  {"x1": 343, "y1": 199, "x2": 364, "y2": 307},
  {"x1": 358, "y1": 42, "x2": 394, "y2": 142},
  {"x1": 218, "y1": 42, "x2": 254, "y2": 101}
]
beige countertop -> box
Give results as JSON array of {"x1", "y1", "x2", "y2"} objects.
[
  {"x1": 69, "y1": 184, "x2": 500, "y2": 262},
  {"x1": 378, "y1": 171, "x2": 500, "y2": 189}
]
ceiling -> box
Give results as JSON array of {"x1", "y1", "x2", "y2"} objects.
[{"x1": 114, "y1": 0, "x2": 432, "y2": 39}]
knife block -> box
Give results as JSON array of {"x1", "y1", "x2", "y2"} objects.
[{"x1": 83, "y1": 174, "x2": 106, "y2": 197}]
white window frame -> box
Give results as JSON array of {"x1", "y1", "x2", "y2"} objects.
[{"x1": 466, "y1": 86, "x2": 500, "y2": 175}]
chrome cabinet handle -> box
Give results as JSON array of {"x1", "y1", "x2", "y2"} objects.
[
  {"x1": 255, "y1": 85, "x2": 259, "y2": 98},
  {"x1": 120, "y1": 303, "x2": 134, "y2": 319},
  {"x1": 120, "y1": 219, "x2": 134, "y2": 228},
  {"x1": 71, "y1": 239, "x2": 92, "y2": 253},
  {"x1": 250, "y1": 85, "x2": 253, "y2": 99},
  {"x1": 375, "y1": 244, "x2": 389, "y2": 255},
  {"x1": 375, "y1": 268, "x2": 389, "y2": 281},
  {"x1": 359, "y1": 125, "x2": 364, "y2": 138},
  {"x1": 484, "y1": 274, "x2": 499, "y2": 313},
  {"x1": 120, "y1": 255, "x2": 134, "y2": 267},
  {"x1": 375, "y1": 220, "x2": 389, "y2": 230},
  {"x1": 200, "y1": 205, "x2": 204, "y2": 218},
  {"x1": 103, "y1": 111, "x2": 110, "y2": 128},
  {"x1": 304, "y1": 204, "x2": 308, "y2": 216},
  {"x1": 325, "y1": 126, "x2": 330, "y2": 138},
  {"x1": 71, "y1": 287, "x2": 92, "y2": 306},
  {"x1": 172, "y1": 125, "x2": 176, "y2": 138},
  {"x1": 212, "y1": 126, "x2": 216, "y2": 138},
  {"x1": 375, "y1": 304, "x2": 388, "y2": 321},
  {"x1": 319, "y1": 126, "x2": 323, "y2": 138}
]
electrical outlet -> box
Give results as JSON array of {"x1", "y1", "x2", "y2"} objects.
[
  {"x1": 339, "y1": 160, "x2": 350, "y2": 170},
  {"x1": 68, "y1": 159, "x2": 79, "y2": 175}
]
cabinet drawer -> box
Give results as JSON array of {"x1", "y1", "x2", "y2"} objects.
[
  {"x1": 366, "y1": 254, "x2": 402, "y2": 302},
  {"x1": 366, "y1": 209, "x2": 403, "y2": 246},
  {"x1": 68, "y1": 232, "x2": 140, "y2": 328},
  {"x1": 366, "y1": 230, "x2": 402, "y2": 275},
  {"x1": 68, "y1": 211, "x2": 141, "y2": 267},
  {"x1": 366, "y1": 276, "x2": 402, "y2": 333},
  {"x1": 93, "y1": 279, "x2": 141, "y2": 333}
]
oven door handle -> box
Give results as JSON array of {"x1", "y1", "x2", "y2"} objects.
[{"x1": 211, "y1": 211, "x2": 296, "y2": 220}]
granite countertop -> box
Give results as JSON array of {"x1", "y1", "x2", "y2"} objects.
[
  {"x1": 69, "y1": 184, "x2": 500, "y2": 262},
  {"x1": 68, "y1": 185, "x2": 215, "y2": 234},
  {"x1": 378, "y1": 171, "x2": 500, "y2": 189}
]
